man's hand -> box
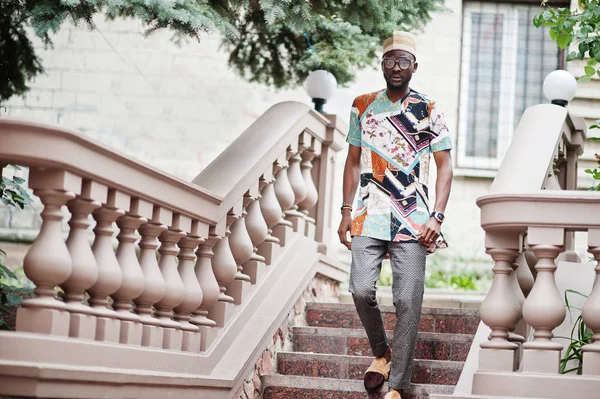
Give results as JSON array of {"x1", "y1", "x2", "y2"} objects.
[
  {"x1": 417, "y1": 217, "x2": 441, "y2": 247},
  {"x1": 337, "y1": 211, "x2": 353, "y2": 250}
]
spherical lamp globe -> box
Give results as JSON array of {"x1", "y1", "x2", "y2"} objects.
[
  {"x1": 543, "y1": 70, "x2": 577, "y2": 107},
  {"x1": 305, "y1": 70, "x2": 338, "y2": 113}
]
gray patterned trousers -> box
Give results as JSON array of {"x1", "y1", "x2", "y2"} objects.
[{"x1": 348, "y1": 236, "x2": 427, "y2": 390}]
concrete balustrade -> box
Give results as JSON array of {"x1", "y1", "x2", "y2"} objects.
[
  {"x1": 456, "y1": 104, "x2": 600, "y2": 398},
  {"x1": 0, "y1": 102, "x2": 348, "y2": 398}
]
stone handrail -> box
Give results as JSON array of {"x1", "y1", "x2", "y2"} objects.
[
  {"x1": 464, "y1": 103, "x2": 600, "y2": 397},
  {"x1": 0, "y1": 101, "x2": 347, "y2": 398},
  {"x1": 489, "y1": 104, "x2": 586, "y2": 195}
]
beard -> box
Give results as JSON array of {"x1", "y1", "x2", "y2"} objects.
[{"x1": 385, "y1": 74, "x2": 411, "y2": 91}]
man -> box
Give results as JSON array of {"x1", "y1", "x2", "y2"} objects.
[{"x1": 337, "y1": 31, "x2": 453, "y2": 399}]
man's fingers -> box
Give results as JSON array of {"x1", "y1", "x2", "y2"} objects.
[
  {"x1": 338, "y1": 226, "x2": 351, "y2": 249},
  {"x1": 421, "y1": 228, "x2": 431, "y2": 243},
  {"x1": 421, "y1": 227, "x2": 438, "y2": 244}
]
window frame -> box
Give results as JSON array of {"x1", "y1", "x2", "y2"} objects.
[
  {"x1": 457, "y1": 2, "x2": 521, "y2": 170},
  {"x1": 455, "y1": 0, "x2": 568, "y2": 171}
]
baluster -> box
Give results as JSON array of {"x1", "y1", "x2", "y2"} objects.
[
  {"x1": 244, "y1": 178, "x2": 269, "y2": 283},
  {"x1": 524, "y1": 247, "x2": 538, "y2": 280},
  {"x1": 297, "y1": 138, "x2": 320, "y2": 239},
  {"x1": 478, "y1": 232, "x2": 521, "y2": 372},
  {"x1": 191, "y1": 232, "x2": 219, "y2": 329},
  {"x1": 209, "y1": 208, "x2": 240, "y2": 327},
  {"x1": 521, "y1": 227, "x2": 565, "y2": 373},
  {"x1": 88, "y1": 189, "x2": 127, "y2": 343},
  {"x1": 515, "y1": 249, "x2": 535, "y2": 298},
  {"x1": 63, "y1": 180, "x2": 104, "y2": 339},
  {"x1": 258, "y1": 163, "x2": 283, "y2": 265},
  {"x1": 582, "y1": 229, "x2": 600, "y2": 375},
  {"x1": 508, "y1": 252, "x2": 528, "y2": 347},
  {"x1": 285, "y1": 141, "x2": 308, "y2": 233},
  {"x1": 229, "y1": 192, "x2": 254, "y2": 283},
  {"x1": 16, "y1": 170, "x2": 80, "y2": 336},
  {"x1": 113, "y1": 198, "x2": 151, "y2": 345},
  {"x1": 314, "y1": 129, "x2": 336, "y2": 248},
  {"x1": 273, "y1": 151, "x2": 295, "y2": 246},
  {"x1": 155, "y1": 214, "x2": 188, "y2": 350},
  {"x1": 226, "y1": 190, "x2": 258, "y2": 304},
  {"x1": 192, "y1": 230, "x2": 220, "y2": 351},
  {"x1": 212, "y1": 211, "x2": 238, "y2": 304},
  {"x1": 134, "y1": 207, "x2": 168, "y2": 348},
  {"x1": 174, "y1": 220, "x2": 205, "y2": 353}
]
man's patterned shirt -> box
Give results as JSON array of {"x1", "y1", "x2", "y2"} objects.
[{"x1": 346, "y1": 89, "x2": 452, "y2": 253}]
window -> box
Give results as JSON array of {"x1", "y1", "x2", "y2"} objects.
[{"x1": 458, "y1": 2, "x2": 563, "y2": 170}]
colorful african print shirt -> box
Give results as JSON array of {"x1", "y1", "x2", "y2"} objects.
[{"x1": 346, "y1": 89, "x2": 452, "y2": 253}]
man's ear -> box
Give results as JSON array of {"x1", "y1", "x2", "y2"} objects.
[{"x1": 413, "y1": 62, "x2": 419, "y2": 73}]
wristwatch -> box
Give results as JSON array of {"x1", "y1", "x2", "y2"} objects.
[{"x1": 431, "y1": 211, "x2": 445, "y2": 223}]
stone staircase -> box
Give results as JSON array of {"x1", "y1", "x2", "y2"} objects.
[{"x1": 262, "y1": 301, "x2": 480, "y2": 399}]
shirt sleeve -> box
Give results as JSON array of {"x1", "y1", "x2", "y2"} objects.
[
  {"x1": 345, "y1": 100, "x2": 361, "y2": 147},
  {"x1": 429, "y1": 102, "x2": 453, "y2": 153}
]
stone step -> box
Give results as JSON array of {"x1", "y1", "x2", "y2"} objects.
[
  {"x1": 262, "y1": 374, "x2": 455, "y2": 399},
  {"x1": 293, "y1": 327, "x2": 473, "y2": 362},
  {"x1": 278, "y1": 352, "x2": 464, "y2": 385},
  {"x1": 339, "y1": 290, "x2": 485, "y2": 309},
  {"x1": 306, "y1": 302, "x2": 480, "y2": 335}
]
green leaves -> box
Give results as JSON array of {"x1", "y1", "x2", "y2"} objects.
[
  {"x1": 0, "y1": 166, "x2": 33, "y2": 210},
  {"x1": 585, "y1": 65, "x2": 596, "y2": 76},
  {"x1": 534, "y1": 2, "x2": 600, "y2": 92},
  {"x1": 557, "y1": 33, "x2": 572, "y2": 49},
  {"x1": 0, "y1": 166, "x2": 34, "y2": 330},
  {"x1": 0, "y1": 264, "x2": 17, "y2": 281},
  {"x1": 558, "y1": 289, "x2": 593, "y2": 374},
  {"x1": 534, "y1": 6, "x2": 575, "y2": 49},
  {"x1": 583, "y1": 130, "x2": 600, "y2": 190},
  {"x1": 533, "y1": 12, "x2": 545, "y2": 28},
  {"x1": 0, "y1": 251, "x2": 33, "y2": 331}
]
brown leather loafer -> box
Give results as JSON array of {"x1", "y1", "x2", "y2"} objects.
[
  {"x1": 384, "y1": 390, "x2": 402, "y2": 399},
  {"x1": 363, "y1": 356, "x2": 391, "y2": 390}
]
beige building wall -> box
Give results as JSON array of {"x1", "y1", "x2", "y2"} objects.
[
  {"x1": 567, "y1": 52, "x2": 600, "y2": 256},
  {"x1": 9, "y1": 0, "x2": 595, "y2": 270}
]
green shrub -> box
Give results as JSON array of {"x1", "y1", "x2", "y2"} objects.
[
  {"x1": 0, "y1": 165, "x2": 34, "y2": 330},
  {"x1": 377, "y1": 260, "x2": 491, "y2": 292},
  {"x1": 555, "y1": 289, "x2": 593, "y2": 374}
]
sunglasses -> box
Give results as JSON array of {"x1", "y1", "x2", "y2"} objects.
[{"x1": 381, "y1": 58, "x2": 413, "y2": 70}]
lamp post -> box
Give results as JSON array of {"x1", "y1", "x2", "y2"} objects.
[
  {"x1": 543, "y1": 69, "x2": 577, "y2": 107},
  {"x1": 305, "y1": 70, "x2": 337, "y2": 113}
]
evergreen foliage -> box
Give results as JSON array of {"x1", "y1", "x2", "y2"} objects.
[{"x1": 0, "y1": 0, "x2": 444, "y2": 103}]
